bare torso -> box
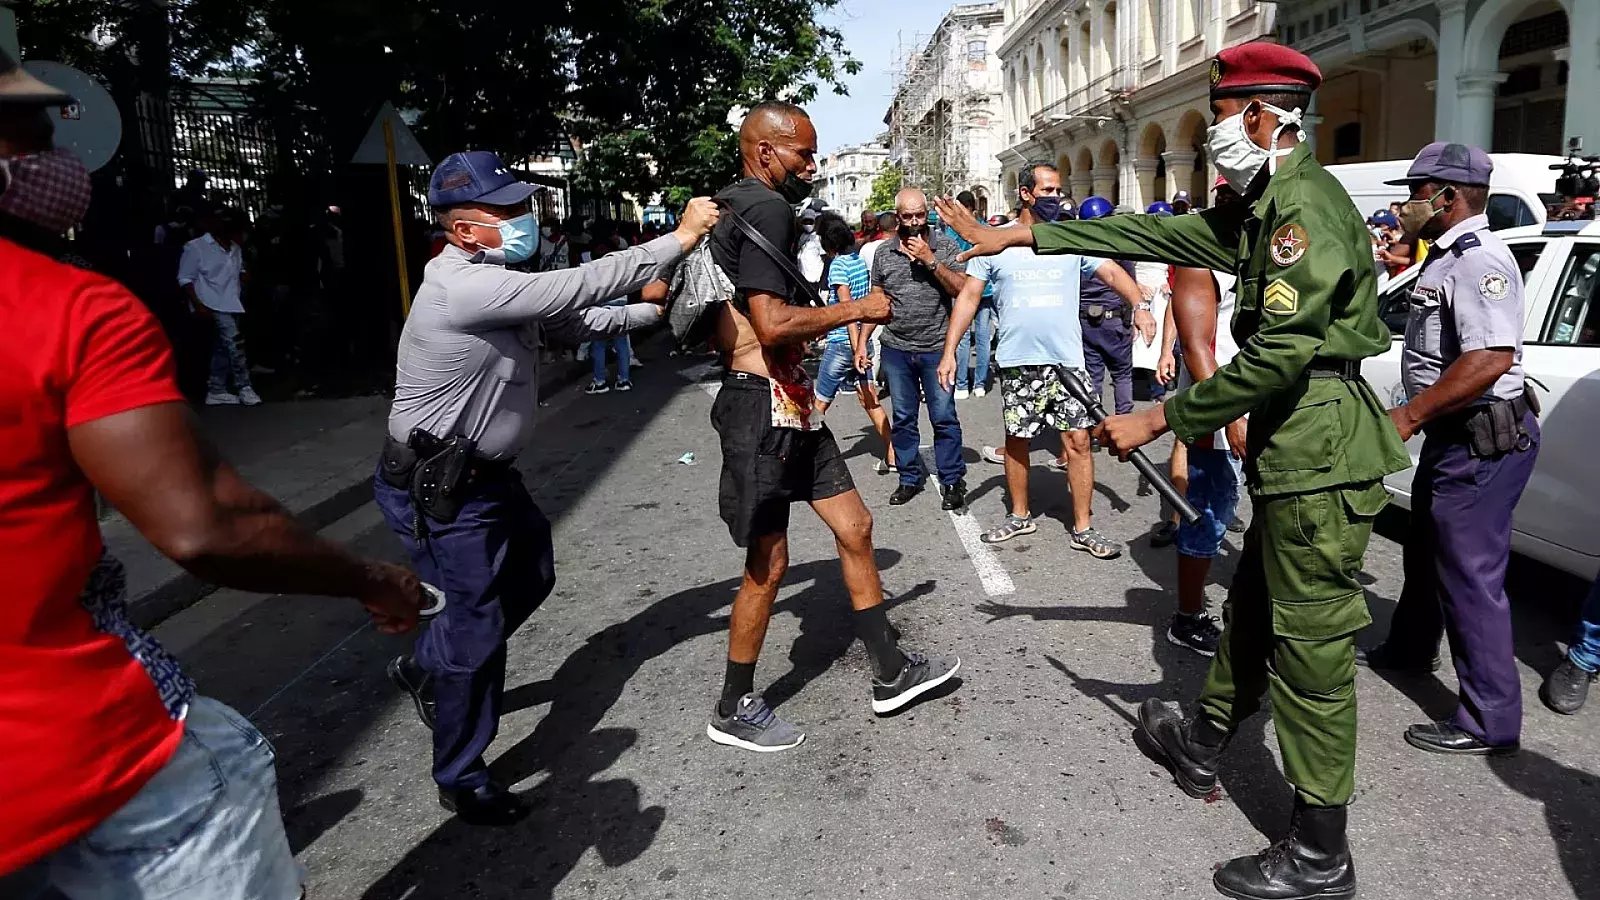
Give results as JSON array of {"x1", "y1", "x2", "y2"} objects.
[{"x1": 716, "y1": 301, "x2": 777, "y2": 379}]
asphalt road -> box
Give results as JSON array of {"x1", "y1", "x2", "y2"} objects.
[{"x1": 158, "y1": 354, "x2": 1600, "y2": 900}]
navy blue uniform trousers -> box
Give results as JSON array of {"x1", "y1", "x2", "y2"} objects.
[
  {"x1": 1386, "y1": 410, "x2": 1539, "y2": 745},
  {"x1": 374, "y1": 466, "x2": 556, "y2": 790},
  {"x1": 1080, "y1": 315, "x2": 1134, "y2": 415}
]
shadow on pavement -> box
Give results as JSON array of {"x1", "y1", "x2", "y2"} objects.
[
  {"x1": 487, "y1": 551, "x2": 911, "y2": 785},
  {"x1": 362, "y1": 551, "x2": 914, "y2": 900},
  {"x1": 1360, "y1": 506, "x2": 1594, "y2": 729},
  {"x1": 1487, "y1": 749, "x2": 1600, "y2": 900}
]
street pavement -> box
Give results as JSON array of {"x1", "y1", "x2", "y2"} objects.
[{"x1": 152, "y1": 353, "x2": 1600, "y2": 900}]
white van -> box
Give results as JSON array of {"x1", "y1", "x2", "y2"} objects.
[
  {"x1": 1360, "y1": 219, "x2": 1600, "y2": 581},
  {"x1": 1326, "y1": 153, "x2": 1562, "y2": 230}
]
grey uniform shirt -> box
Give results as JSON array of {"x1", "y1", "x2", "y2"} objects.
[
  {"x1": 871, "y1": 231, "x2": 967, "y2": 352},
  {"x1": 1401, "y1": 214, "x2": 1526, "y2": 403},
  {"x1": 388, "y1": 236, "x2": 682, "y2": 458}
]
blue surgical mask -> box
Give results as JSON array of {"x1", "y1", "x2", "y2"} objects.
[
  {"x1": 496, "y1": 213, "x2": 539, "y2": 263},
  {"x1": 1031, "y1": 195, "x2": 1065, "y2": 222}
]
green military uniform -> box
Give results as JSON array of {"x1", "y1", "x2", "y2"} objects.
[{"x1": 1033, "y1": 143, "x2": 1410, "y2": 807}]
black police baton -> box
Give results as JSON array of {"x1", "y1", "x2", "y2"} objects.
[{"x1": 1055, "y1": 366, "x2": 1202, "y2": 525}]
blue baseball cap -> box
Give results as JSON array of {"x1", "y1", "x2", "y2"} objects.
[
  {"x1": 428, "y1": 151, "x2": 539, "y2": 208},
  {"x1": 1368, "y1": 210, "x2": 1399, "y2": 228},
  {"x1": 1385, "y1": 142, "x2": 1493, "y2": 188}
]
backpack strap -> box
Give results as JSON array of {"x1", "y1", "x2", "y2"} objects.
[{"x1": 715, "y1": 199, "x2": 823, "y2": 307}]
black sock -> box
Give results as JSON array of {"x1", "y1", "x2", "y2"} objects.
[
  {"x1": 718, "y1": 660, "x2": 757, "y2": 718},
  {"x1": 854, "y1": 605, "x2": 905, "y2": 681}
]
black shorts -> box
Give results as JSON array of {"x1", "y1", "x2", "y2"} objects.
[{"x1": 710, "y1": 372, "x2": 856, "y2": 547}]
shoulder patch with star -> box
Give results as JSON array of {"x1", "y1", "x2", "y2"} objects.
[
  {"x1": 1479, "y1": 270, "x2": 1510, "y2": 301},
  {"x1": 1270, "y1": 223, "x2": 1308, "y2": 267},
  {"x1": 1263, "y1": 280, "x2": 1300, "y2": 316}
]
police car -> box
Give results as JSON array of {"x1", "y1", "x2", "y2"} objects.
[{"x1": 1362, "y1": 219, "x2": 1600, "y2": 580}]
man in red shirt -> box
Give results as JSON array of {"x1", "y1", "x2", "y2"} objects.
[{"x1": 0, "y1": 53, "x2": 422, "y2": 900}]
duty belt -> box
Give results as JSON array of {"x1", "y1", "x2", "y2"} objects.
[
  {"x1": 1305, "y1": 358, "x2": 1362, "y2": 379},
  {"x1": 378, "y1": 432, "x2": 515, "y2": 491},
  {"x1": 1428, "y1": 394, "x2": 1535, "y2": 457}
]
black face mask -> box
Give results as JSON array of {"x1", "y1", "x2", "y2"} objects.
[
  {"x1": 897, "y1": 223, "x2": 928, "y2": 240},
  {"x1": 773, "y1": 172, "x2": 812, "y2": 204}
]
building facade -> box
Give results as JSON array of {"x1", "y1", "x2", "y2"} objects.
[
  {"x1": 814, "y1": 142, "x2": 891, "y2": 223},
  {"x1": 885, "y1": 3, "x2": 1008, "y2": 217},
  {"x1": 1280, "y1": 0, "x2": 1597, "y2": 164},
  {"x1": 997, "y1": 0, "x2": 1275, "y2": 212}
]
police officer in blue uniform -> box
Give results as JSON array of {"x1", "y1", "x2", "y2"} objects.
[
  {"x1": 1075, "y1": 196, "x2": 1153, "y2": 415},
  {"x1": 375, "y1": 152, "x2": 720, "y2": 824},
  {"x1": 1358, "y1": 142, "x2": 1540, "y2": 756}
]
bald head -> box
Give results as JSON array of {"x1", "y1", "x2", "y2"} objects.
[
  {"x1": 894, "y1": 187, "x2": 930, "y2": 235},
  {"x1": 738, "y1": 102, "x2": 817, "y2": 192}
]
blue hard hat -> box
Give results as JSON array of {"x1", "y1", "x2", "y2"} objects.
[
  {"x1": 1147, "y1": 201, "x2": 1174, "y2": 216},
  {"x1": 1079, "y1": 196, "x2": 1114, "y2": 220}
]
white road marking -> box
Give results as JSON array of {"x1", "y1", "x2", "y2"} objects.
[{"x1": 922, "y1": 449, "x2": 1014, "y2": 596}]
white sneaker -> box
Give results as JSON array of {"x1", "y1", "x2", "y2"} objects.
[
  {"x1": 205, "y1": 391, "x2": 241, "y2": 406},
  {"x1": 973, "y1": 386, "x2": 987, "y2": 398},
  {"x1": 954, "y1": 388, "x2": 970, "y2": 400},
  {"x1": 237, "y1": 386, "x2": 263, "y2": 406}
]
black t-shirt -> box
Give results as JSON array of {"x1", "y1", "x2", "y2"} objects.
[{"x1": 710, "y1": 178, "x2": 798, "y2": 311}]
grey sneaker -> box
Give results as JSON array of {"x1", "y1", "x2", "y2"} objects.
[
  {"x1": 1542, "y1": 657, "x2": 1598, "y2": 715},
  {"x1": 981, "y1": 513, "x2": 1037, "y2": 544},
  {"x1": 706, "y1": 694, "x2": 805, "y2": 752},
  {"x1": 872, "y1": 651, "x2": 962, "y2": 715}
]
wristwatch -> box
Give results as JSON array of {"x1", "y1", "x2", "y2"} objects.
[{"x1": 1134, "y1": 300, "x2": 1154, "y2": 312}]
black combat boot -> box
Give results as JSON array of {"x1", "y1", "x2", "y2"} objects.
[
  {"x1": 1213, "y1": 800, "x2": 1355, "y2": 900},
  {"x1": 1137, "y1": 699, "x2": 1229, "y2": 798}
]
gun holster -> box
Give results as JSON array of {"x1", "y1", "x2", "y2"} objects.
[
  {"x1": 1460, "y1": 394, "x2": 1534, "y2": 459},
  {"x1": 379, "y1": 430, "x2": 480, "y2": 526}
]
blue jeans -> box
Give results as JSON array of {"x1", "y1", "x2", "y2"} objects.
[
  {"x1": 4, "y1": 697, "x2": 302, "y2": 900},
  {"x1": 590, "y1": 335, "x2": 631, "y2": 384},
  {"x1": 1174, "y1": 448, "x2": 1243, "y2": 559},
  {"x1": 954, "y1": 302, "x2": 995, "y2": 391},
  {"x1": 207, "y1": 311, "x2": 253, "y2": 394},
  {"x1": 814, "y1": 341, "x2": 867, "y2": 403},
  {"x1": 1567, "y1": 576, "x2": 1600, "y2": 673},
  {"x1": 881, "y1": 345, "x2": 966, "y2": 488},
  {"x1": 374, "y1": 467, "x2": 557, "y2": 790}
]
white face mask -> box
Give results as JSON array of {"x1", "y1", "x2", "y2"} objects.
[
  {"x1": 802, "y1": 223, "x2": 816, "y2": 233},
  {"x1": 1205, "y1": 101, "x2": 1305, "y2": 193}
]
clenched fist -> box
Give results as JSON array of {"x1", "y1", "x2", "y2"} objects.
[
  {"x1": 856, "y1": 291, "x2": 892, "y2": 324},
  {"x1": 673, "y1": 197, "x2": 722, "y2": 250}
]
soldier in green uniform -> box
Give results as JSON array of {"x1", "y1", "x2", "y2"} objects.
[{"x1": 937, "y1": 43, "x2": 1409, "y2": 900}]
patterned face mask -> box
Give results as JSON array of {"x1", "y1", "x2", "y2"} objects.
[{"x1": 0, "y1": 147, "x2": 92, "y2": 235}]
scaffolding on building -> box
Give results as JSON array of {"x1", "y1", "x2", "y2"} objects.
[{"x1": 886, "y1": 5, "x2": 999, "y2": 198}]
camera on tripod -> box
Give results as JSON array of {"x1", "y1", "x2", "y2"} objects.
[{"x1": 1552, "y1": 137, "x2": 1600, "y2": 203}]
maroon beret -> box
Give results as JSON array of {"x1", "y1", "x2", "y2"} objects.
[{"x1": 1209, "y1": 42, "x2": 1322, "y2": 99}]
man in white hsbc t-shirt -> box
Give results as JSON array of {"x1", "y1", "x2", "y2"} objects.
[
  {"x1": 1160, "y1": 178, "x2": 1248, "y2": 658},
  {"x1": 178, "y1": 208, "x2": 258, "y2": 407}
]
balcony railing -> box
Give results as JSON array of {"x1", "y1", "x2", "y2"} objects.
[{"x1": 1027, "y1": 68, "x2": 1127, "y2": 135}]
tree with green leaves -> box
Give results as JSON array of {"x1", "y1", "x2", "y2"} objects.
[
  {"x1": 16, "y1": 0, "x2": 861, "y2": 209},
  {"x1": 864, "y1": 162, "x2": 905, "y2": 216}
]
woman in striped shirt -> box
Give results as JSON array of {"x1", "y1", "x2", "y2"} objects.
[{"x1": 814, "y1": 212, "x2": 896, "y2": 474}]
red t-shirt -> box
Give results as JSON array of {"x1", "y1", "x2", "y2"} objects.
[{"x1": 0, "y1": 239, "x2": 189, "y2": 874}]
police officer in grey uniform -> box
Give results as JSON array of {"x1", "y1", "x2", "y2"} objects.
[
  {"x1": 1358, "y1": 142, "x2": 1540, "y2": 755},
  {"x1": 374, "y1": 151, "x2": 720, "y2": 824}
]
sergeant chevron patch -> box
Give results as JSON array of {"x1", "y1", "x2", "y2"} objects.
[{"x1": 1263, "y1": 280, "x2": 1299, "y2": 316}]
